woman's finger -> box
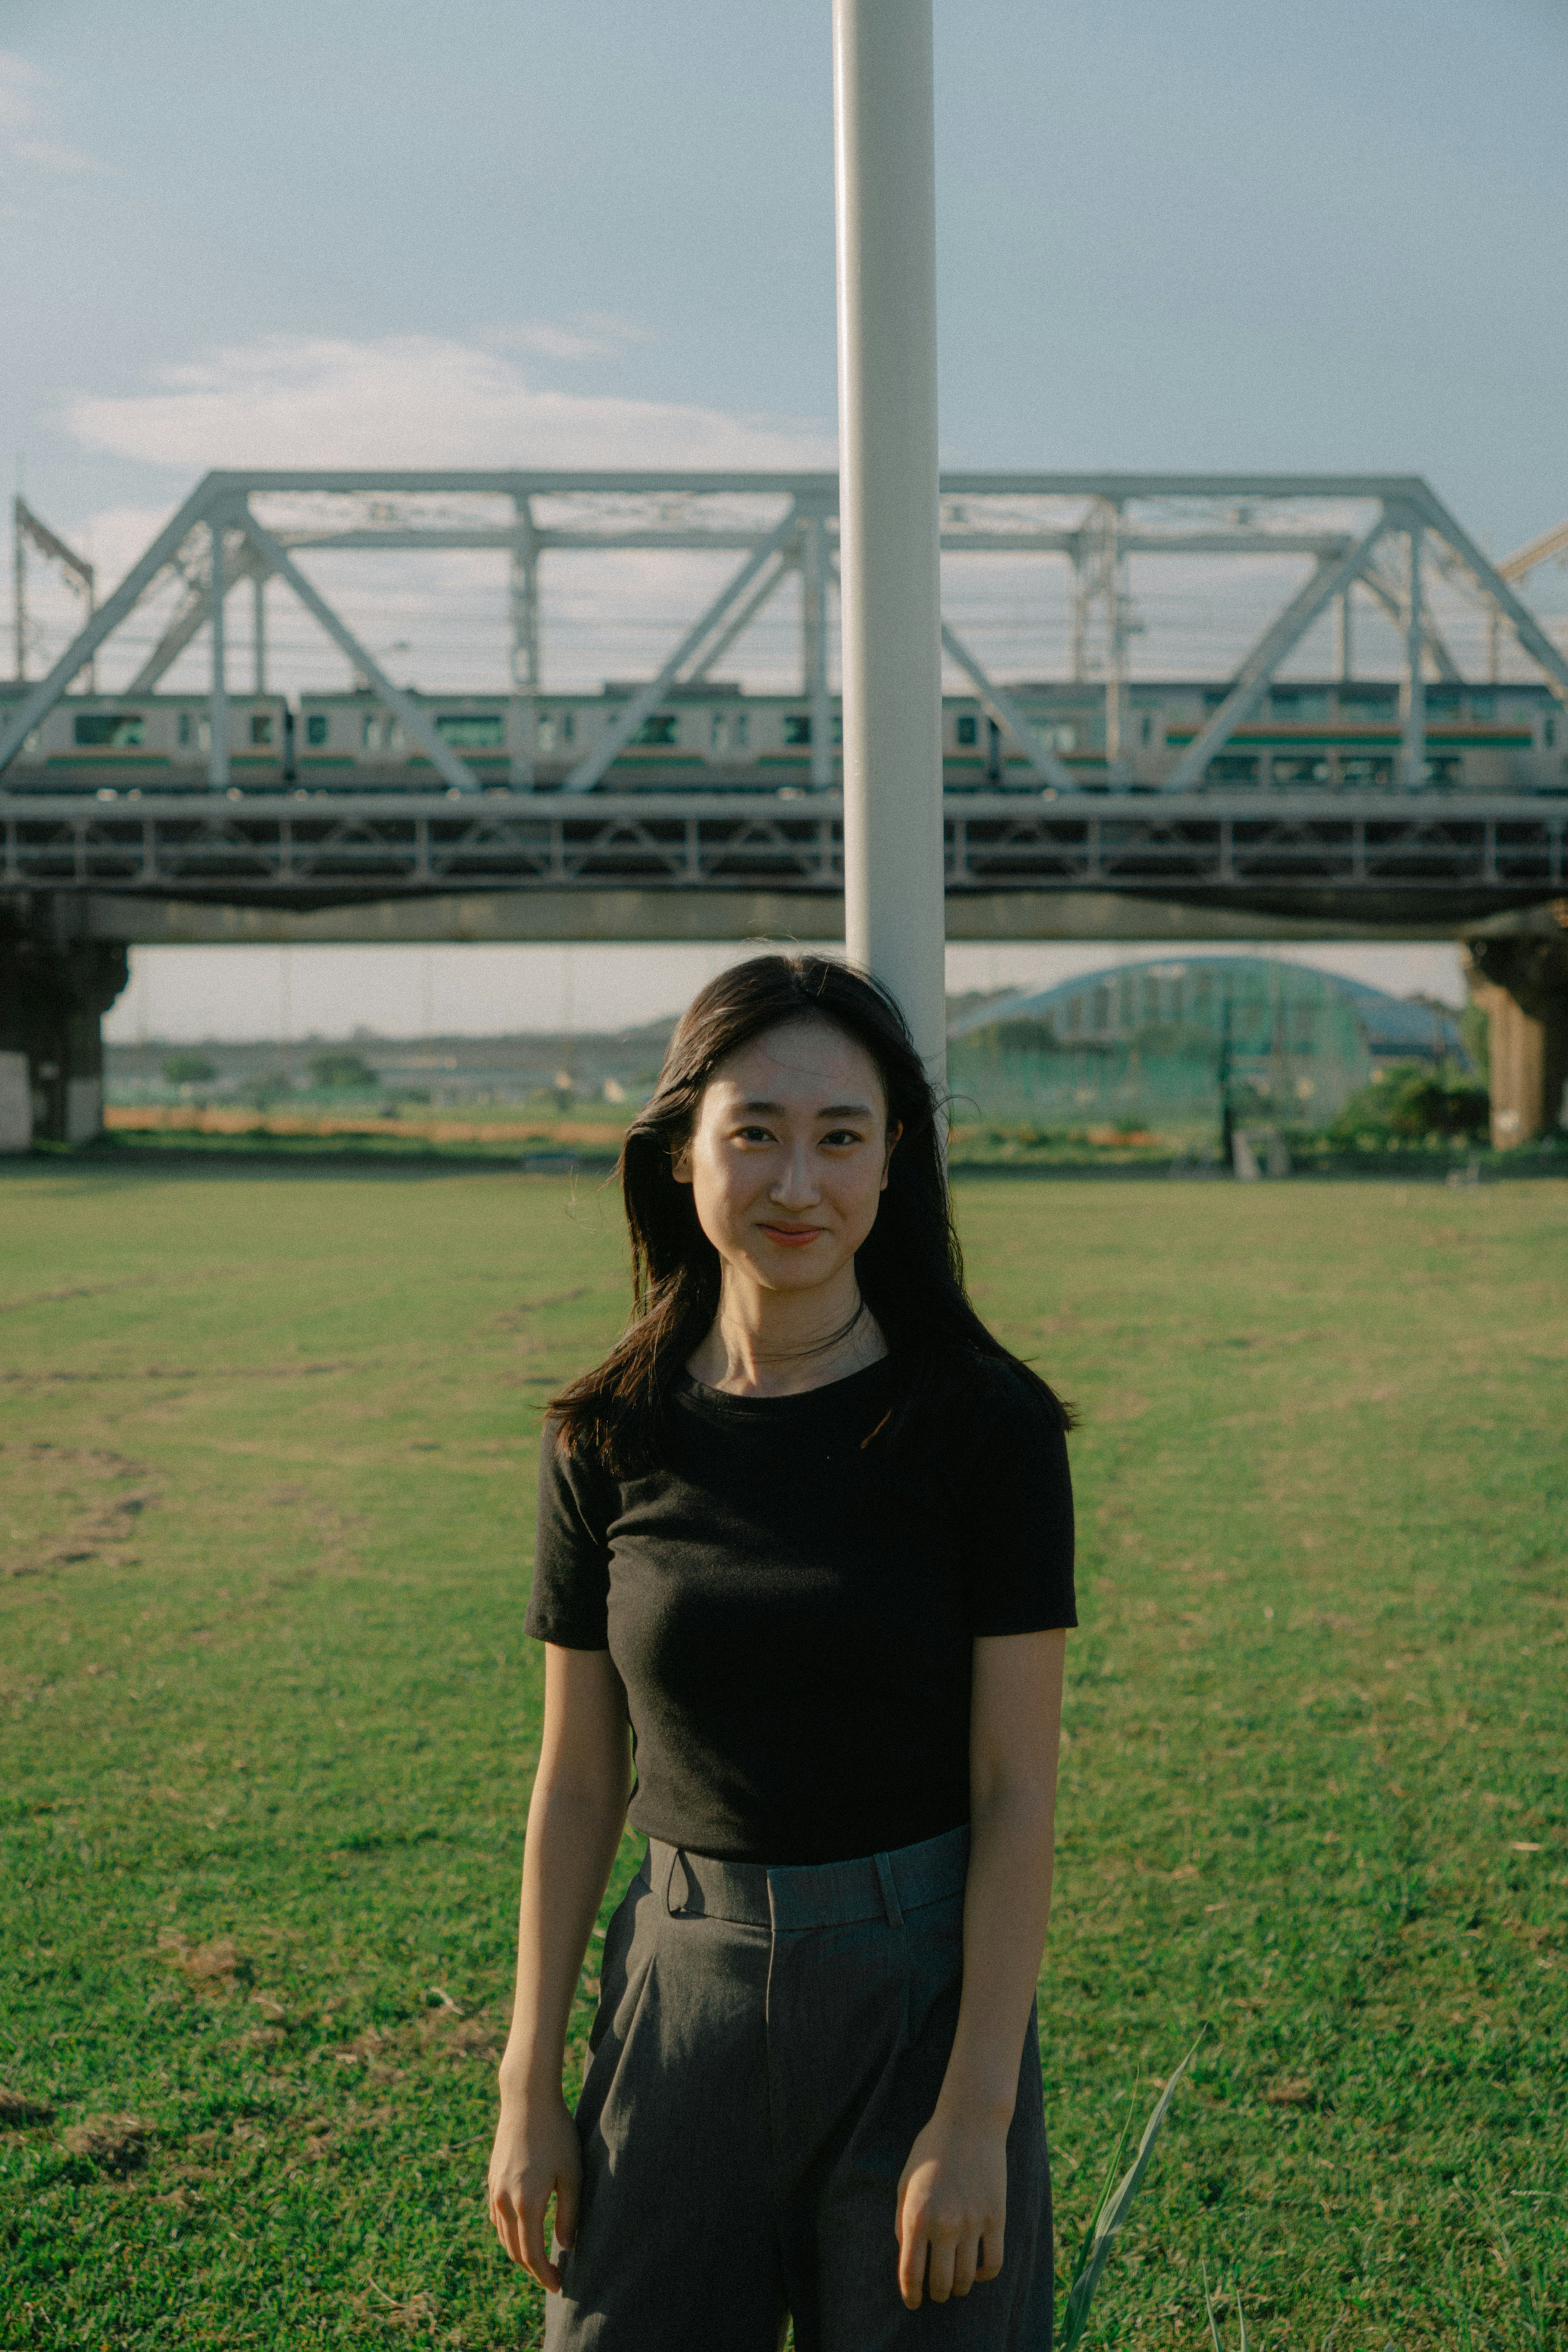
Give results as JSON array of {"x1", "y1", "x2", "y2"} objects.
[
  {"x1": 925, "y1": 2227, "x2": 958, "y2": 2304},
  {"x1": 976, "y1": 2221, "x2": 1005, "y2": 2282},
  {"x1": 897, "y1": 2210, "x2": 929, "y2": 2309},
  {"x1": 948, "y1": 2232, "x2": 980, "y2": 2298},
  {"x1": 554, "y1": 2168, "x2": 581, "y2": 2254},
  {"x1": 521, "y1": 2194, "x2": 564, "y2": 2294},
  {"x1": 498, "y1": 2191, "x2": 532, "y2": 2271}
]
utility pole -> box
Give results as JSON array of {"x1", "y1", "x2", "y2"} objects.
[{"x1": 832, "y1": 0, "x2": 947, "y2": 1086}]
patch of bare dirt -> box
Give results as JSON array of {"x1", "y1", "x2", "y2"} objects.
[
  {"x1": 415, "y1": 2008, "x2": 503, "y2": 2062},
  {"x1": 1262, "y1": 2076, "x2": 1321, "y2": 2108},
  {"x1": 0, "y1": 2086, "x2": 55, "y2": 2126},
  {"x1": 355, "y1": 2286, "x2": 443, "y2": 2337},
  {"x1": 62, "y1": 2113, "x2": 151, "y2": 2173},
  {"x1": 154, "y1": 2184, "x2": 203, "y2": 2212},
  {"x1": 2, "y1": 1442, "x2": 158, "y2": 1578},
  {"x1": 158, "y1": 1932, "x2": 255, "y2": 1991}
]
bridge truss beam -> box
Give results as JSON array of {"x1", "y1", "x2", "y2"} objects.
[
  {"x1": 3, "y1": 789, "x2": 1560, "y2": 937},
  {"x1": 7, "y1": 472, "x2": 1568, "y2": 808}
]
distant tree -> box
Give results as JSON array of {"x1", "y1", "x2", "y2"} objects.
[
  {"x1": 1326, "y1": 1061, "x2": 1489, "y2": 1148},
  {"x1": 163, "y1": 1052, "x2": 217, "y2": 1086},
  {"x1": 252, "y1": 1069, "x2": 294, "y2": 1105},
  {"x1": 308, "y1": 1051, "x2": 379, "y2": 1091}
]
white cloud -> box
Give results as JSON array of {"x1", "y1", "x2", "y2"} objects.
[
  {"x1": 63, "y1": 330, "x2": 835, "y2": 472},
  {"x1": 0, "y1": 51, "x2": 105, "y2": 176},
  {"x1": 480, "y1": 313, "x2": 657, "y2": 363}
]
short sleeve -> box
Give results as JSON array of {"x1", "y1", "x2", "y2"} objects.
[
  {"x1": 524, "y1": 1419, "x2": 614, "y2": 1649},
  {"x1": 956, "y1": 1366, "x2": 1077, "y2": 1636}
]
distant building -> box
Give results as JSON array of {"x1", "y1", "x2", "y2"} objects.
[{"x1": 946, "y1": 956, "x2": 1469, "y2": 1141}]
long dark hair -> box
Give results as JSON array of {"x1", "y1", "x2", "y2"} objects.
[{"x1": 550, "y1": 954, "x2": 1071, "y2": 1469}]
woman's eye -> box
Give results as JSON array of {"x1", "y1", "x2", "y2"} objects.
[
  {"x1": 822, "y1": 1129, "x2": 863, "y2": 1148},
  {"x1": 735, "y1": 1126, "x2": 773, "y2": 1144}
]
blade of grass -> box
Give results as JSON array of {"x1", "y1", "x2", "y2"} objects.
[
  {"x1": 1058, "y1": 2042, "x2": 1200, "y2": 2352},
  {"x1": 1064, "y1": 2113, "x2": 1132, "y2": 2309}
]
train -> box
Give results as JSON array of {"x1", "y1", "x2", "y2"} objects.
[{"x1": 0, "y1": 677, "x2": 1561, "y2": 794}]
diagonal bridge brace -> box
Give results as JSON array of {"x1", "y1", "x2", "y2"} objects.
[
  {"x1": 1160, "y1": 519, "x2": 1390, "y2": 792},
  {"x1": 237, "y1": 511, "x2": 482, "y2": 795},
  {"x1": 938, "y1": 619, "x2": 1076, "y2": 791},
  {"x1": 561, "y1": 507, "x2": 800, "y2": 792}
]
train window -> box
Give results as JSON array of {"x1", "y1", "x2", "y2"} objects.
[
  {"x1": 537, "y1": 715, "x2": 556, "y2": 752},
  {"x1": 435, "y1": 713, "x2": 503, "y2": 747},
  {"x1": 250, "y1": 713, "x2": 273, "y2": 746},
  {"x1": 633, "y1": 713, "x2": 678, "y2": 746},
  {"x1": 178, "y1": 713, "x2": 193, "y2": 748},
  {"x1": 783, "y1": 713, "x2": 811, "y2": 746},
  {"x1": 711, "y1": 713, "x2": 728, "y2": 752},
  {"x1": 735, "y1": 712, "x2": 749, "y2": 750},
  {"x1": 362, "y1": 713, "x2": 380, "y2": 749},
  {"x1": 74, "y1": 713, "x2": 144, "y2": 748},
  {"x1": 1546, "y1": 716, "x2": 1557, "y2": 748},
  {"x1": 1141, "y1": 712, "x2": 1154, "y2": 747},
  {"x1": 1272, "y1": 756, "x2": 1329, "y2": 786},
  {"x1": 1468, "y1": 691, "x2": 1495, "y2": 722},
  {"x1": 1207, "y1": 754, "x2": 1258, "y2": 785},
  {"x1": 562, "y1": 711, "x2": 576, "y2": 744},
  {"x1": 1271, "y1": 687, "x2": 1330, "y2": 722},
  {"x1": 306, "y1": 714, "x2": 329, "y2": 746},
  {"x1": 955, "y1": 713, "x2": 978, "y2": 747},
  {"x1": 1341, "y1": 756, "x2": 1394, "y2": 789}
]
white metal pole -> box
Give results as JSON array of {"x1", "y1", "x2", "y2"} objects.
[
  {"x1": 805, "y1": 513, "x2": 833, "y2": 790},
  {"x1": 208, "y1": 520, "x2": 230, "y2": 789},
  {"x1": 252, "y1": 571, "x2": 266, "y2": 695},
  {"x1": 832, "y1": 0, "x2": 946, "y2": 1086}
]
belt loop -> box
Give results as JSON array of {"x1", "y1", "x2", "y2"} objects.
[
  {"x1": 664, "y1": 1845, "x2": 688, "y2": 1916},
  {"x1": 874, "y1": 1851, "x2": 904, "y2": 1931}
]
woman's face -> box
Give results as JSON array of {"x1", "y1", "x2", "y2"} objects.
[{"x1": 673, "y1": 1018, "x2": 898, "y2": 1298}]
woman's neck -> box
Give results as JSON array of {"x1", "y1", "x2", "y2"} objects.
[{"x1": 686, "y1": 1268, "x2": 888, "y2": 1397}]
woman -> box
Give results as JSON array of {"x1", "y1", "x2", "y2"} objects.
[{"x1": 488, "y1": 954, "x2": 1076, "y2": 2349}]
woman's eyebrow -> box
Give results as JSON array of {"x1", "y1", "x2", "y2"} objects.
[{"x1": 734, "y1": 1098, "x2": 875, "y2": 1118}]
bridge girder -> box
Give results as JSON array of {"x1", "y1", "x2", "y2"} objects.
[{"x1": 7, "y1": 469, "x2": 1568, "y2": 812}]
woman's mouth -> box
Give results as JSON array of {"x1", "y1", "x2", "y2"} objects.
[{"x1": 758, "y1": 1222, "x2": 824, "y2": 1248}]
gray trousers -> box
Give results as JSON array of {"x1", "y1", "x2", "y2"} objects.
[{"x1": 545, "y1": 1825, "x2": 1054, "y2": 2352}]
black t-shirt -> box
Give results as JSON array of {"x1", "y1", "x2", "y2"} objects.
[{"x1": 523, "y1": 1351, "x2": 1076, "y2": 1866}]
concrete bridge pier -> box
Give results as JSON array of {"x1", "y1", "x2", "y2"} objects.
[
  {"x1": 1467, "y1": 920, "x2": 1568, "y2": 1149},
  {"x1": 0, "y1": 903, "x2": 129, "y2": 1150}
]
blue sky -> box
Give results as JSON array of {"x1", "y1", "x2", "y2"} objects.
[{"x1": 7, "y1": 0, "x2": 1565, "y2": 1033}]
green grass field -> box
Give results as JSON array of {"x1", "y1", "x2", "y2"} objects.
[{"x1": 1, "y1": 1160, "x2": 1564, "y2": 2348}]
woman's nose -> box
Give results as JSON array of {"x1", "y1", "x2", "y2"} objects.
[{"x1": 770, "y1": 1145, "x2": 820, "y2": 1204}]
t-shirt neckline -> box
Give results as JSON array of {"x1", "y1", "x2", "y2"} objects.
[{"x1": 675, "y1": 1354, "x2": 894, "y2": 1422}]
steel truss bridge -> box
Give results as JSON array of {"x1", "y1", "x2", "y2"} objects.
[
  {"x1": 3, "y1": 467, "x2": 1568, "y2": 941},
  {"x1": 4, "y1": 789, "x2": 1563, "y2": 946}
]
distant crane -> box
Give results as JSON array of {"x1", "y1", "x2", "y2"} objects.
[{"x1": 12, "y1": 497, "x2": 96, "y2": 689}]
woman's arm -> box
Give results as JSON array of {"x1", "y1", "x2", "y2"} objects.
[
  {"x1": 895, "y1": 1627, "x2": 1067, "y2": 2309},
  {"x1": 488, "y1": 1643, "x2": 633, "y2": 2292}
]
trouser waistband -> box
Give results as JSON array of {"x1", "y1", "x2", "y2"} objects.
[{"x1": 644, "y1": 1822, "x2": 969, "y2": 1933}]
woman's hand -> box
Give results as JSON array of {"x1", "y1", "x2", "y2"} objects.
[
  {"x1": 488, "y1": 2087, "x2": 583, "y2": 2293},
  {"x1": 894, "y1": 2103, "x2": 1009, "y2": 2307}
]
